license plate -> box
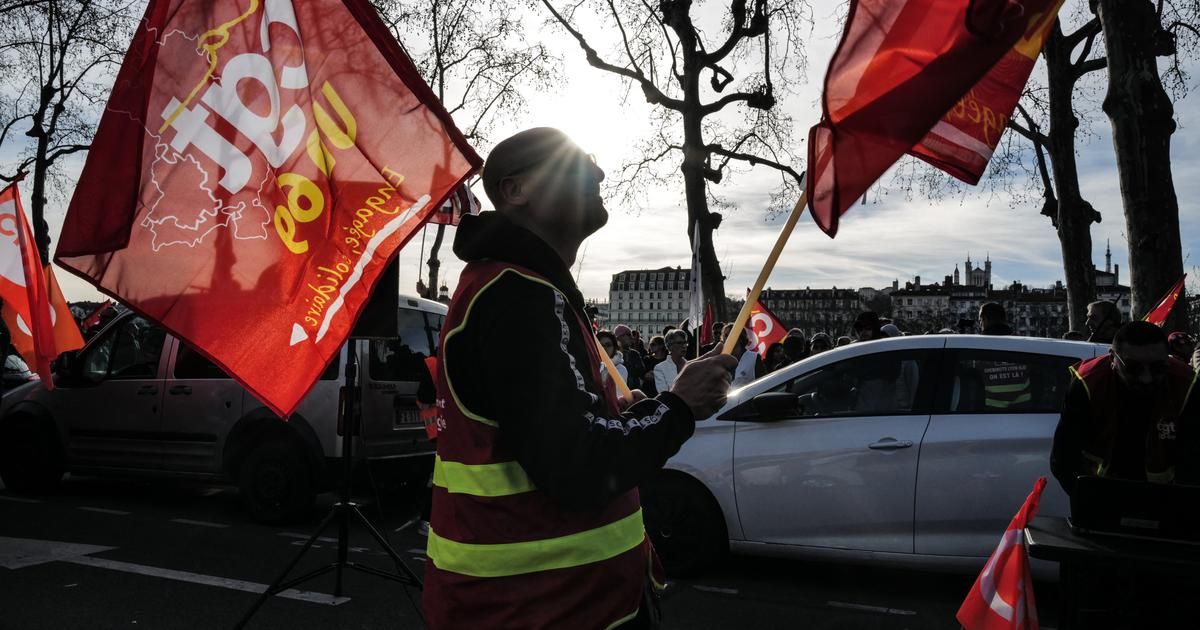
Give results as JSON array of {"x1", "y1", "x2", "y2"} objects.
[{"x1": 395, "y1": 408, "x2": 421, "y2": 428}]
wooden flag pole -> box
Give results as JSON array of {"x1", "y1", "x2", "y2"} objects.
[
  {"x1": 721, "y1": 188, "x2": 808, "y2": 356},
  {"x1": 596, "y1": 336, "x2": 635, "y2": 402}
]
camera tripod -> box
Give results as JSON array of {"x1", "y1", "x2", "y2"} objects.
[{"x1": 235, "y1": 350, "x2": 422, "y2": 628}]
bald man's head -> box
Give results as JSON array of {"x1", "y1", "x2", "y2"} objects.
[{"x1": 481, "y1": 128, "x2": 576, "y2": 207}]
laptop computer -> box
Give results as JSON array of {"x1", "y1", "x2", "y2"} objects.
[{"x1": 1069, "y1": 476, "x2": 1200, "y2": 544}]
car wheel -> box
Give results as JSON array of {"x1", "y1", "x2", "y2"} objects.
[
  {"x1": 641, "y1": 474, "x2": 727, "y2": 576},
  {"x1": 238, "y1": 437, "x2": 314, "y2": 524},
  {"x1": 0, "y1": 414, "x2": 64, "y2": 494}
]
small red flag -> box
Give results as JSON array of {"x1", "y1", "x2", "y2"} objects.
[
  {"x1": 957, "y1": 477, "x2": 1045, "y2": 630},
  {"x1": 1143, "y1": 274, "x2": 1187, "y2": 327},
  {"x1": 700, "y1": 303, "x2": 714, "y2": 347},
  {"x1": 807, "y1": 0, "x2": 1062, "y2": 236},
  {"x1": 0, "y1": 183, "x2": 84, "y2": 386},
  {"x1": 427, "y1": 183, "x2": 481, "y2": 226},
  {"x1": 747, "y1": 299, "x2": 788, "y2": 360},
  {"x1": 82, "y1": 299, "x2": 114, "y2": 331},
  {"x1": 54, "y1": 0, "x2": 481, "y2": 417}
]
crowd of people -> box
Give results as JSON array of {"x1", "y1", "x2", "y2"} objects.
[{"x1": 594, "y1": 298, "x2": 1200, "y2": 395}]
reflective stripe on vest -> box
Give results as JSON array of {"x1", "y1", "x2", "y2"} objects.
[
  {"x1": 984, "y1": 379, "x2": 1032, "y2": 408},
  {"x1": 432, "y1": 455, "x2": 536, "y2": 497},
  {"x1": 427, "y1": 509, "x2": 646, "y2": 578}
]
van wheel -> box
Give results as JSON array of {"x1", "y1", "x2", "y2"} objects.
[
  {"x1": 239, "y1": 438, "x2": 314, "y2": 524},
  {"x1": 641, "y1": 474, "x2": 727, "y2": 576},
  {"x1": 0, "y1": 414, "x2": 64, "y2": 494}
]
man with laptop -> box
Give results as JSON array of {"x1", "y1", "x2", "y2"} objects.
[
  {"x1": 1051, "y1": 321, "x2": 1198, "y2": 495},
  {"x1": 1047, "y1": 321, "x2": 1200, "y2": 627}
]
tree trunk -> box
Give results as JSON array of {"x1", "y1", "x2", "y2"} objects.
[
  {"x1": 30, "y1": 133, "x2": 50, "y2": 264},
  {"x1": 1095, "y1": 0, "x2": 1185, "y2": 330},
  {"x1": 667, "y1": 0, "x2": 728, "y2": 322},
  {"x1": 1044, "y1": 24, "x2": 1097, "y2": 333},
  {"x1": 425, "y1": 223, "x2": 446, "y2": 300}
]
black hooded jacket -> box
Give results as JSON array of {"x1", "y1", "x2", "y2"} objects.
[{"x1": 443, "y1": 212, "x2": 695, "y2": 510}]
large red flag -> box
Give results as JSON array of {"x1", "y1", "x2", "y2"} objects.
[
  {"x1": 912, "y1": 0, "x2": 1064, "y2": 183},
  {"x1": 55, "y1": 0, "x2": 481, "y2": 417},
  {"x1": 807, "y1": 0, "x2": 1062, "y2": 236},
  {"x1": 747, "y1": 299, "x2": 788, "y2": 360},
  {"x1": 0, "y1": 183, "x2": 84, "y2": 386},
  {"x1": 1143, "y1": 274, "x2": 1187, "y2": 327},
  {"x1": 957, "y1": 477, "x2": 1045, "y2": 630}
]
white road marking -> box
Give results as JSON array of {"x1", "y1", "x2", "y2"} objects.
[
  {"x1": 78, "y1": 507, "x2": 131, "y2": 515},
  {"x1": 826, "y1": 601, "x2": 917, "y2": 616},
  {"x1": 693, "y1": 585, "x2": 739, "y2": 595},
  {"x1": 0, "y1": 495, "x2": 41, "y2": 503},
  {"x1": 405, "y1": 548, "x2": 426, "y2": 556},
  {"x1": 64, "y1": 556, "x2": 350, "y2": 605},
  {"x1": 0, "y1": 537, "x2": 116, "y2": 569},
  {"x1": 169, "y1": 518, "x2": 230, "y2": 529},
  {"x1": 278, "y1": 532, "x2": 338, "y2": 544}
]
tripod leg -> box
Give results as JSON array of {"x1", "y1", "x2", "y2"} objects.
[
  {"x1": 349, "y1": 504, "x2": 423, "y2": 587},
  {"x1": 334, "y1": 504, "x2": 350, "y2": 597},
  {"x1": 235, "y1": 508, "x2": 339, "y2": 629}
]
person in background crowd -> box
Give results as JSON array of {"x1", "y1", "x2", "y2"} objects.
[
  {"x1": 661, "y1": 325, "x2": 676, "y2": 337},
  {"x1": 596, "y1": 330, "x2": 628, "y2": 389},
  {"x1": 1063, "y1": 330, "x2": 1087, "y2": 341},
  {"x1": 782, "y1": 335, "x2": 807, "y2": 364},
  {"x1": 631, "y1": 329, "x2": 647, "y2": 356},
  {"x1": 978, "y1": 302, "x2": 1014, "y2": 336},
  {"x1": 654, "y1": 329, "x2": 690, "y2": 393},
  {"x1": 785, "y1": 330, "x2": 808, "y2": 356},
  {"x1": 880, "y1": 323, "x2": 902, "y2": 338},
  {"x1": 765, "y1": 342, "x2": 789, "y2": 372},
  {"x1": 721, "y1": 323, "x2": 766, "y2": 388},
  {"x1": 1085, "y1": 300, "x2": 1122, "y2": 344},
  {"x1": 1051, "y1": 321, "x2": 1198, "y2": 495},
  {"x1": 809, "y1": 333, "x2": 833, "y2": 355},
  {"x1": 836, "y1": 335, "x2": 853, "y2": 347},
  {"x1": 614, "y1": 324, "x2": 646, "y2": 387},
  {"x1": 937, "y1": 328, "x2": 956, "y2": 334},
  {"x1": 426, "y1": 127, "x2": 737, "y2": 629},
  {"x1": 699, "y1": 322, "x2": 725, "y2": 355},
  {"x1": 852, "y1": 311, "x2": 884, "y2": 342},
  {"x1": 1168, "y1": 332, "x2": 1195, "y2": 366},
  {"x1": 641, "y1": 335, "x2": 667, "y2": 396},
  {"x1": 787, "y1": 328, "x2": 804, "y2": 338}
]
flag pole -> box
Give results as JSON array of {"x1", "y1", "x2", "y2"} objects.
[
  {"x1": 722, "y1": 187, "x2": 807, "y2": 356},
  {"x1": 595, "y1": 336, "x2": 635, "y2": 402}
]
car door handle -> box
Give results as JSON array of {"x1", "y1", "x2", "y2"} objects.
[
  {"x1": 137, "y1": 385, "x2": 158, "y2": 396},
  {"x1": 168, "y1": 385, "x2": 192, "y2": 395},
  {"x1": 868, "y1": 438, "x2": 913, "y2": 450}
]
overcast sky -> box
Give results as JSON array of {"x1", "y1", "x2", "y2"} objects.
[{"x1": 14, "y1": 0, "x2": 1200, "y2": 304}]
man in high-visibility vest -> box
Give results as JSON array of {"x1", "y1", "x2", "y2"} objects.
[
  {"x1": 977, "y1": 302, "x2": 1032, "y2": 409},
  {"x1": 423, "y1": 128, "x2": 737, "y2": 629}
]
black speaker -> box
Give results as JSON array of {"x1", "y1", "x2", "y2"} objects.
[{"x1": 350, "y1": 255, "x2": 399, "y2": 339}]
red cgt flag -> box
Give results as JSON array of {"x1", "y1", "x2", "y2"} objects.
[
  {"x1": 1144, "y1": 274, "x2": 1187, "y2": 327},
  {"x1": 747, "y1": 299, "x2": 787, "y2": 360},
  {"x1": 807, "y1": 0, "x2": 1062, "y2": 236},
  {"x1": 0, "y1": 183, "x2": 84, "y2": 386},
  {"x1": 55, "y1": 0, "x2": 481, "y2": 417},
  {"x1": 957, "y1": 477, "x2": 1046, "y2": 630}
]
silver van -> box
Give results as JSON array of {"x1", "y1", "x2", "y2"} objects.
[{"x1": 0, "y1": 295, "x2": 446, "y2": 522}]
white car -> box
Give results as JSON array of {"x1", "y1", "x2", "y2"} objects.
[{"x1": 641, "y1": 335, "x2": 1105, "y2": 575}]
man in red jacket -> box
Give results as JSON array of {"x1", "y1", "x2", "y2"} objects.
[{"x1": 423, "y1": 128, "x2": 736, "y2": 629}]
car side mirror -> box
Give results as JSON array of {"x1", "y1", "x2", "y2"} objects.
[
  {"x1": 718, "y1": 391, "x2": 806, "y2": 422},
  {"x1": 53, "y1": 351, "x2": 82, "y2": 387}
]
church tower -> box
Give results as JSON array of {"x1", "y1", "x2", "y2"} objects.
[
  {"x1": 985, "y1": 253, "x2": 992, "y2": 288},
  {"x1": 954, "y1": 264, "x2": 960, "y2": 286},
  {"x1": 1105, "y1": 240, "x2": 1112, "y2": 273}
]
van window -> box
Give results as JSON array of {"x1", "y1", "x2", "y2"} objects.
[
  {"x1": 174, "y1": 343, "x2": 232, "y2": 379},
  {"x1": 83, "y1": 317, "x2": 166, "y2": 381},
  {"x1": 369, "y1": 308, "x2": 442, "y2": 382}
]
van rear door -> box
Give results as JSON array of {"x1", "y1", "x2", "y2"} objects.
[{"x1": 359, "y1": 306, "x2": 443, "y2": 459}]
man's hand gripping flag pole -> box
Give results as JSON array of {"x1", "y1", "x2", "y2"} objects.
[{"x1": 722, "y1": 174, "x2": 807, "y2": 357}]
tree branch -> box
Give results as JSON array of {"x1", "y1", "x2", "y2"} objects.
[
  {"x1": 46, "y1": 142, "x2": 89, "y2": 162},
  {"x1": 707, "y1": 142, "x2": 804, "y2": 185},
  {"x1": 540, "y1": 0, "x2": 683, "y2": 111},
  {"x1": 1075, "y1": 56, "x2": 1107, "y2": 77},
  {"x1": 701, "y1": 88, "x2": 774, "y2": 115}
]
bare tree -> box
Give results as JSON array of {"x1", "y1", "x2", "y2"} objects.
[
  {"x1": 1093, "y1": 0, "x2": 1198, "y2": 331},
  {"x1": 0, "y1": 0, "x2": 138, "y2": 261},
  {"x1": 373, "y1": 0, "x2": 557, "y2": 298},
  {"x1": 1006, "y1": 14, "x2": 1107, "y2": 332},
  {"x1": 540, "y1": 0, "x2": 811, "y2": 319}
]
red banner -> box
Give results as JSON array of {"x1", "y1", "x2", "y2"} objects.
[
  {"x1": 912, "y1": 0, "x2": 1064, "y2": 183},
  {"x1": 55, "y1": 0, "x2": 481, "y2": 416},
  {"x1": 0, "y1": 183, "x2": 84, "y2": 386},
  {"x1": 1144, "y1": 274, "x2": 1187, "y2": 327},
  {"x1": 807, "y1": 0, "x2": 1062, "y2": 237},
  {"x1": 747, "y1": 300, "x2": 788, "y2": 360},
  {"x1": 957, "y1": 477, "x2": 1045, "y2": 630}
]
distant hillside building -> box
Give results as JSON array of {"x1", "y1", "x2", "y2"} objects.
[{"x1": 759, "y1": 287, "x2": 865, "y2": 336}]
